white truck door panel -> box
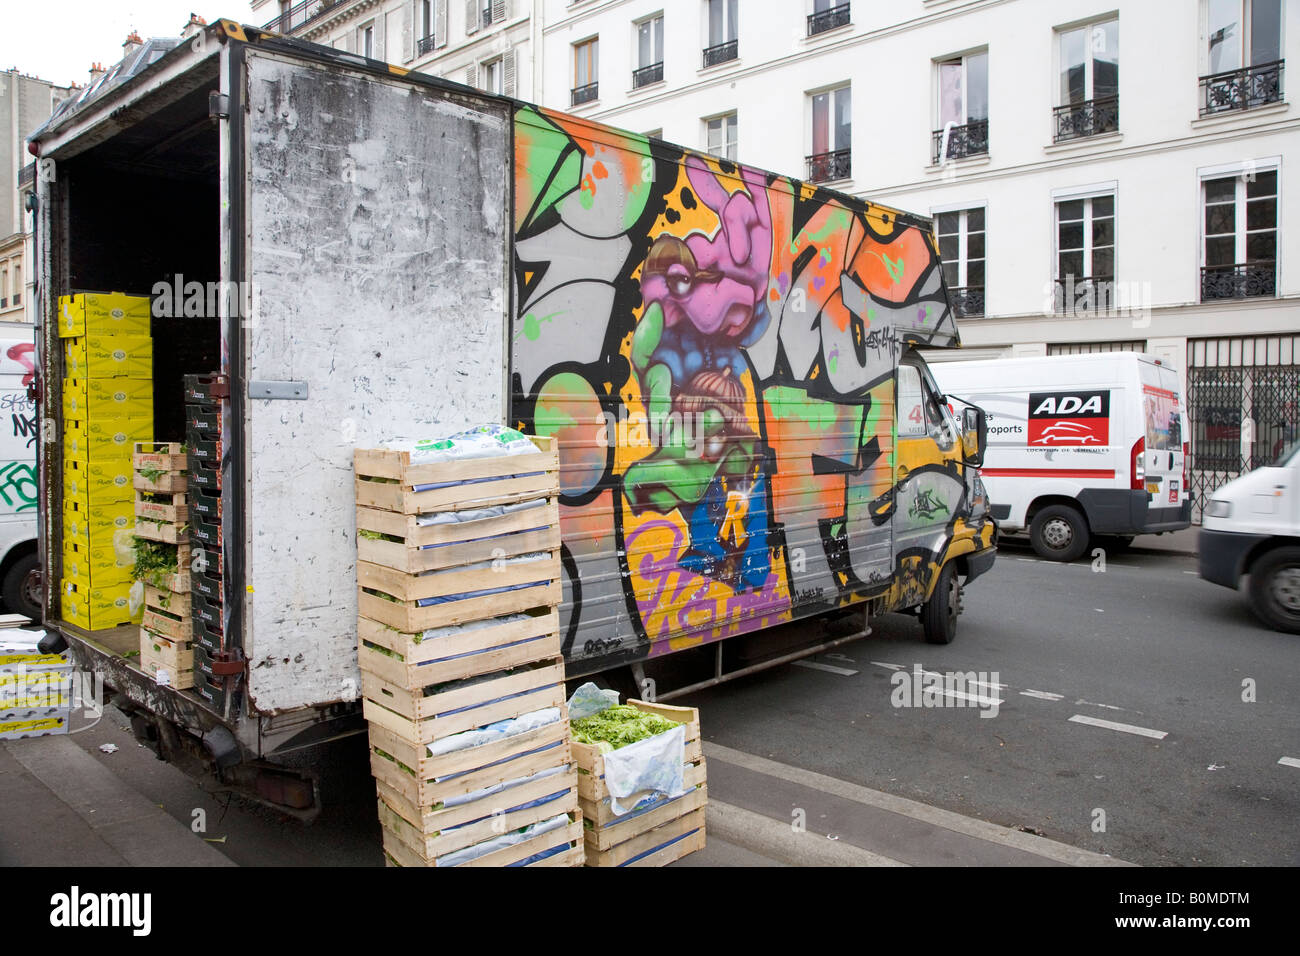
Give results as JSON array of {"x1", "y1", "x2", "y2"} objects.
[{"x1": 243, "y1": 52, "x2": 510, "y2": 712}]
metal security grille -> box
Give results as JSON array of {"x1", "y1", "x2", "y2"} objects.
[
  {"x1": 1187, "y1": 335, "x2": 1300, "y2": 521},
  {"x1": 1047, "y1": 340, "x2": 1147, "y2": 355}
]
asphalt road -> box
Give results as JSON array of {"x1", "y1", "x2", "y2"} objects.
[{"x1": 676, "y1": 537, "x2": 1300, "y2": 866}]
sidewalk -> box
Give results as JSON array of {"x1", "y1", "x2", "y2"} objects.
[{"x1": 1130, "y1": 526, "x2": 1199, "y2": 556}]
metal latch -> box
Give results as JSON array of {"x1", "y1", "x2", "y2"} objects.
[
  {"x1": 209, "y1": 91, "x2": 230, "y2": 120},
  {"x1": 248, "y1": 380, "x2": 308, "y2": 400}
]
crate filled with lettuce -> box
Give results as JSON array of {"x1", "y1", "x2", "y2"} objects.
[
  {"x1": 569, "y1": 684, "x2": 707, "y2": 867},
  {"x1": 355, "y1": 425, "x2": 584, "y2": 867}
]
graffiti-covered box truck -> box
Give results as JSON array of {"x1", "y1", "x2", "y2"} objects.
[
  {"x1": 0, "y1": 331, "x2": 40, "y2": 618},
  {"x1": 30, "y1": 22, "x2": 995, "y2": 810},
  {"x1": 932, "y1": 352, "x2": 1191, "y2": 561}
]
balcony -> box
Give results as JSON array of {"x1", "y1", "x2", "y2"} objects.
[
  {"x1": 262, "y1": 0, "x2": 341, "y2": 34},
  {"x1": 1053, "y1": 96, "x2": 1119, "y2": 142},
  {"x1": 947, "y1": 286, "x2": 985, "y2": 318},
  {"x1": 417, "y1": 34, "x2": 436, "y2": 56},
  {"x1": 702, "y1": 39, "x2": 738, "y2": 68},
  {"x1": 932, "y1": 120, "x2": 989, "y2": 164},
  {"x1": 633, "y1": 62, "x2": 663, "y2": 89},
  {"x1": 571, "y1": 82, "x2": 599, "y2": 107},
  {"x1": 1054, "y1": 276, "x2": 1116, "y2": 314},
  {"x1": 806, "y1": 148, "x2": 851, "y2": 184},
  {"x1": 1201, "y1": 262, "x2": 1276, "y2": 301},
  {"x1": 1200, "y1": 59, "x2": 1284, "y2": 115},
  {"x1": 808, "y1": 3, "x2": 851, "y2": 37}
]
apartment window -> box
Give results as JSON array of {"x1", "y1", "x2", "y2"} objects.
[
  {"x1": 12, "y1": 263, "x2": 19, "y2": 307},
  {"x1": 1202, "y1": 0, "x2": 1284, "y2": 114},
  {"x1": 806, "y1": 86, "x2": 851, "y2": 183},
  {"x1": 936, "y1": 209, "x2": 985, "y2": 318},
  {"x1": 634, "y1": 15, "x2": 664, "y2": 88},
  {"x1": 706, "y1": 113, "x2": 737, "y2": 161},
  {"x1": 1054, "y1": 19, "x2": 1119, "y2": 141},
  {"x1": 808, "y1": 0, "x2": 851, "y2": 37},
  {"x1": 361, "y1": 23, "x2": 374, "y2": 59},
  {"x1": 1202, "y1": 169, "x2": 1277, "y2": 300},
  {"x1": 484, "y1": 57, "x2": 504, "y2": 95},
  {"x1": 573, "y1": 38, "x2": 599, "y2": 105},
  {"x1": 933, "y1": 51, "x2": 989, "y2": 163},
  {"x1": 418, "y1": 0, "x2": 436, "y2": 55},
  {"x1": 703, "y1": 0, "x2": 739, "y2": 67},
  {"x1": 1055, "y1": 194, "x2": 1115, "y2": 313},
  {"x1": 0, "y1": 268, "x2": 7, "y2": 310}
]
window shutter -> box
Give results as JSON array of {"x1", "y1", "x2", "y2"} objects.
[
  {"x1": 492, "y1": 0, "x2": 506, "y2": 23},
  {"x1": 503, "y1": 48, "x2": 516, "y2": 96},
  {"x1": 374, "y1": 20, "x2": 386, "y2": 61},
  {"x1": 466, "y1": 0, "x2": 479, "y2": 34},
  {"x1": 435, "y1": 0, "x2": 448, "y2": 48},
  {"x1": 403, "y1": 1, "x2": 414, "y2": 61},
  {"x1": 466, "y1": 64, "x2": 478, "y2": 89}
]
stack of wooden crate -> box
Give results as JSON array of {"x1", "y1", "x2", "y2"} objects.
[
  {"x1": 354, "y1": 435, "x2": 585, "y2": 867},
  {"x1": 134, "y1": 442, "x2": 194, "y2": 689},
  {"x1": 571, "y1": 699, "x2": 708, "y2": 867}
]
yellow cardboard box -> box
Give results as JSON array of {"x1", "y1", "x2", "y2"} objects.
[
  {"x1": 61, "y1": 579, "x2": 139, "y2": 630},
  {"x1": 64, "y1": 334, "x2": 153, "y2": 379},
  {"x1": 63, "y1": 419, "x2": 150, "y2": 462},
  {"x1": 62, "y1": 378, "x2": 153, "y2": 421},
  {"x1": 63, "y1": 470, "x2": 133, "y2": 506},
  {"x1": 62, "y1": 500, "x2": 136, "y2": 543},
  {"x1": 58, "y1": 293, "x2": 151, "y2": 339}
]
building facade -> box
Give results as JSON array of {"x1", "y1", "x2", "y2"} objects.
[
  {"x1": 1, "y1": 70, "x2": 73, "y2": 328},
  {"x1": 256, "y1": 0, "x2": 1300, "y2": 517}
]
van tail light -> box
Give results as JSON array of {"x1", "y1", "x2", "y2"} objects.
[
  {"x1": 1130, "y1": 436, "x2": 1145, "y2": 491},
  {"x1": 1182, "y1": 441, "x2": 1189, "y2": 498}
]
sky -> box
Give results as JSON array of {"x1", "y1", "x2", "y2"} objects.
[{"x1": 0, "y1": 1, "x2": 260, "y2": 89}]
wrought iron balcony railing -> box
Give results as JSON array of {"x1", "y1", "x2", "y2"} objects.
[
  {"x1": 263, "y1": 0, "x2": 339, "y2": 34},
  {"x1": 417, "y1": 34, "x2": 436, "y2": 56},
  {"x1": 571, "y1": 82, "x2": 599, "y2": 106},
  {"x1": 633, "y1": 62, "x2": 663, "y2": 88},
  {"x1": 932, "y1": 120, "x2": 989, "y2": 164},
  {"x1": 948, "y1": 286, "x2": 985, "y2": 318},
  {"x1": 702, "y1": 39, "x2": 738, "y2": 68},
  {"x1": 1053, "y1": 96, "x2": 1119, "y2": 142},
  {"x1": 808, "y1": 3, "x2": 851, "y2": 36},
  {"x1": 806, "y1": 148, "x2": 851, "y2": 184},
  {"x1": 1054, "y1": 276, "x2": 1116, "y2": 314},
  {"x1": 1200, "y1": 59, "x2": 1284, "y2": 115},
  {"x1": 1201, "y1": 262, "x2": 1276, "y2": 300}
]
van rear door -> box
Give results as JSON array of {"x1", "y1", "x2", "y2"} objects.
[{"x1": 1137, "y1": 359, "x2": 1184, "y2": 508}]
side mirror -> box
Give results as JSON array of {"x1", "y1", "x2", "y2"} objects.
[{"x1": 962, "y1": 406, "x2": 987, "y2": 467}]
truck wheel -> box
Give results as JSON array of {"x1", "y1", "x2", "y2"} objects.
[
  {"x1": 1, "y1": 553, "x2": 42, "y2": 621},
  {"x1": 921, "y1": 562, "x2": 960, "y2": 645},
  {"x1": 1247, "y1": 547, "x2": 1300, "y2": 634},
  {"x1": 1029, "y1": 505, "x2": 1089, "y2": 562}
]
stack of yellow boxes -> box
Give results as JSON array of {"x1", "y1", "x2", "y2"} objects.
[{"x1": 59, "y1": 292, "x2": 154, "y2": 631}]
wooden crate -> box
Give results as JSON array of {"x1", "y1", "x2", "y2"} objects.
[
  {"x1": 133, "y1": 442, "x2": 189, "y2": 495},
  {"x1": 354, "y1": 435, "x2": 558, "y2": 516},
  {"x1": 572, "y1": 700, "x2": 707, "y2": 867},
  {"x1": 357, "y1": 559, "x2": 561, "y2": 634},
  {"x1": 381, "y1": 812, "x2": 585, "y2": 868},
  {"x1": 142, "y1": 584, "x2": 191, "y2": 641},
  {"x1": 135, "y1": 490, "x2": 187, "y2": 524},
  {"x1": 138, "y1": 629, "x2": 194, "y2": 689}
]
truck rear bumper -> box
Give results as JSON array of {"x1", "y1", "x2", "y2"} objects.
[
  {"x1": 963, "y1": 546, "x2": 997, "y2": 584},
  {"x1": 1198, "y1": 528, "x2": 1267, "y2": 590},
  {"x1": 1077, "y1": 489, "x2": 1192, "y2": 535}
]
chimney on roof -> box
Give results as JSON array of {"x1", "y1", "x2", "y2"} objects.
[
  {"x1": 123, "y1": 31, "x2": 143, "y2": 58},
  {"x1": 89, "y1": 62, "x2": 106, "y2": 83},
  {"x1": 181, "y1": 13, "x2": 207, "y2": 39}
]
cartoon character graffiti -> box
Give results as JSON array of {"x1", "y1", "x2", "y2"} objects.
[{"x1": 624, "y1": 158, "x2": 774, "y2": 591}]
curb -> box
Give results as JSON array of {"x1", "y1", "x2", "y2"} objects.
[{"x1": 707, "y1": 801, "x2": 908, "y2": 867}]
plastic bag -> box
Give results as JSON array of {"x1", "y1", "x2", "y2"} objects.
[
  {"x1": 566, "y1": 681, "x2": 620, "y2": 721},
  {"x1": 128, "y1": 580, "x2": 145, "y2": 618}
]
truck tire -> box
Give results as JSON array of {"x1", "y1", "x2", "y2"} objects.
[
  {"x1": 1247, "y1": 547, "x2": 1300, "y2": 634},
  {"x1": 921, "y1": 562, "x2": 960, "y2": 645},
  {"x1": 1, "y1": 553, "x2": 41, "y2": 621},
  {"x1": 1029, "y1": 505, "x2": 1089, "y2": 562}
]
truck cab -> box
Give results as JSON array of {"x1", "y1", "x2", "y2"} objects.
[{"x1": 1199, "y1": 442, "x2": 1300, "y2": 633}]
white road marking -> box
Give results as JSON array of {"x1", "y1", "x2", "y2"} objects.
[
  {"x1": 1094, "y1": 608, "x2": 1105, "y2": 612},
  {"x1": 1076, "y1": 699, "x2": 1124, "y2": 711},
  {"x1": 1183, "y1": 571, "x2": 1197, "y2": 575},
  {"x1": 1069, "y1": 714, "x2": 1167, "y2": 740},
  {"x1": 871, "y1": 661, "x2": 904, "y2": 671},
  {"x1": 1020, "y1": 690, "x2": 1065, "y2": 701},
  {"x1": 919, "y1": 686, "x2": 1005, "y2": 707},
  {"x1": 793, "y1": 660, "x2": 858, "y2": 677},
  {"x1": 1279, "y1": 757, "x2": 1300, "y2": 769}
]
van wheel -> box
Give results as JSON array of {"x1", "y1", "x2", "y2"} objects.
[
  {"x1": 1029, "y1": 506, "x2": 1089, "y2": 562},
  {"x1": 1, "y1": 553, "x2": 42, "y2": 621},
  {"x1": 1248, "y1": 547, "x2": 1300, "y2": 634},
  {"x1": 921, "y1": 563, "x2": 960, "y2": 645}
]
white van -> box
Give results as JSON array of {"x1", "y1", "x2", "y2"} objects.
[
  {"x1": 0, "y1": 331, "x2": 40, "y2": 617},
  {"x1": 931, "y1": 352, "x2": 1191, "y2": 560},
  {"x1": 1199, "y1": 443, "x2": 1300, "y2": 633}
]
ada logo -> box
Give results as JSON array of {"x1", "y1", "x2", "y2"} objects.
[{"x1": 1028, "y1": 390, "x2": 1110, "y2": 446}]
